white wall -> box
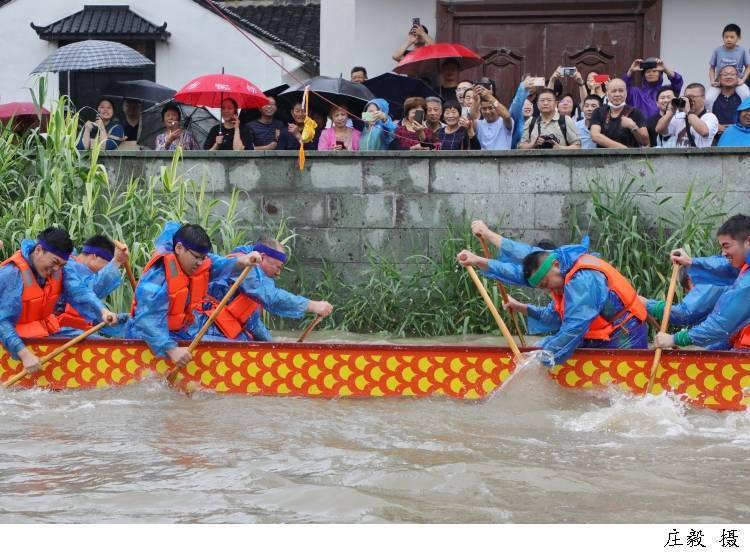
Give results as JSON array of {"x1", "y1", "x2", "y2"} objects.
[
  {"x1": 660, "y1": 0, "x2": 750, "y2": 89},
  {"x1": 0, "y1": 0, "x2": 309, "y2": 106},
  {"x1": 320, "y1": 0, "x2": 435, "y2": 78}
]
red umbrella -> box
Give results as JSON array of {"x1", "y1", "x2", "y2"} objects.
[
  {"x1": 0, "y1": 102, "x2": 49, "y2": 132},
  {"x1": 393, "y1": 43, "x2": 483, "y2": 76},
  {"x1": 174, "y1": 73, "x2": 269, "y2": 108}
]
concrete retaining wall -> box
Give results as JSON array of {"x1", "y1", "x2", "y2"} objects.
[{"x1": 101, "y1": 149, "x2": 750, "y2": 270}]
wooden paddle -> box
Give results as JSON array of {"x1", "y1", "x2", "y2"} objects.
[
  {"x1": 477, "y1": 235, "x2": 527, "y2": 347},
  {"x1": 113, "y1": 240, "x2": 137, "y2": 291},
  {"x1": 3, "y1": 321, "x2": 108, "y2": 388},
  {"x1": 297, "y1": 314, "x2": 323, "y2": 343},
  {"x1": 646, "y1": 262, "x2": 681, "y2": 394},
  {"x1": 466, "y1": 265, "x2": 522, "y2": 359},
  {"x1": 166, "y1": 266, "x2": 252, "y2": 388}
]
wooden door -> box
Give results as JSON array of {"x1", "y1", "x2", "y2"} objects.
[{"x1": 439, "y1": 1, "x2": 661, "y2": 105}]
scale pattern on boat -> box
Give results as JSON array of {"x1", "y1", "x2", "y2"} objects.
[{"x1": 1, "y1": 341, "x2": 748, "y2": 410}]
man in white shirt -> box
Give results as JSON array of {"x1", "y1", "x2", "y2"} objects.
[
  {"x1": 469, "y1": 84, "x2": 513, "y2": 150},
  {"x1": 655, "y1": 83, "x2": 719, "y2": 147}
]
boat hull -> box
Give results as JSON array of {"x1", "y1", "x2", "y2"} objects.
[{"x1": 1, "y1": 339, "x2": 748, "y2": 411}]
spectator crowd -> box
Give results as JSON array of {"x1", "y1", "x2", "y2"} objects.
[{"x1": 78, "y1": 22, "x2": 750, "y2": 152}]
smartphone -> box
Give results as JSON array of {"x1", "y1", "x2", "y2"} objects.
[
  {"x1": 561, "y1": 67, "x2": 576, "y2": 77},
  {"x1": 593, "y1": 74, "x2": 610, "y2": 84},
  {"x1": 362, "y1": 111, "x2": 374, "y2": 123},
  {"x1": 412, "y1": 17, "x2": 420, "y2": 27},
  {"x1": 335, "y1": 140, "x2": 346, "y2": 150},
  {"x1": 461, "y1": 106, "x2": 470, "y2": 118},
  {"x1": 531, "y1": 77, "x2": 546, "y2": 87},
  {"x1": 420, "y1": 142, "x2": 436, "y2": 150},
  {"x1": 414, "y1": 109, "x2": 425, "y2": 124}
]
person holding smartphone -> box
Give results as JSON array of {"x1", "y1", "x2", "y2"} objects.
[
  {"x1": 204, "y1": 98, "x2": 253, "y2": 151},
  {"x1": 77, "y1": 98, "x2": 124, "y2": 151},
  {"x1": 392, "y1": 19, "x2": 435, "y2": 62},
  {"x1": 468, "y1": 84, "x2": 513, "y2": 151},
  {"x1": 318, "y1": 105, "x2": 361, "y2": 151},
  {"x1": 155, "y1": 103, "x2": 200, "y2": 151},
  {"x1": 360, "y1": 99, "x2": 396, "y2": 151},
  {"x1": 392, "y1": 96, "x2": 440, "y2": 150}
]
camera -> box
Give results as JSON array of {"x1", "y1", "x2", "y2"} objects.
[
  {"x1": 671, "y1": 97, "x2": 687, "y2": 110},
  {"x1": 539, "y1": 134, "x2": 560, "y2": 149},
  {"x1": 561, "y1": 67, "x2": 576, "y2": 77}
]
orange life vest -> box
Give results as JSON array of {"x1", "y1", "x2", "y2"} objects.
[
  {"x1": 57, "y1": 257, "x2": 92, "y2": 330},
  {"x1": 550, "y1": 254, "x2": 646, "y2": 341},
  {"x1": 208, "y1": 255, "x2": 261, "y2": 339},
  {"x1": 132, "y1": 252, "x2": 212, "y2": 332},
  {"x1": 0, "y1": 250, "x2": 62, "y2": 338},
  {"x1": 730, "y1": 264, "x2": 750, "y2": 349}
]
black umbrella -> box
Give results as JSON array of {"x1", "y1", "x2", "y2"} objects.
[
  {"x1": 137, "y1": 99, "x2": 219, "y2": 150},
  {"x1": 101, "y1": 79, "x2": 176, "y2": 104},
  {"x1": 363, "y1": 72, "x2": 440, "y2": 120},
  {"x1": 279, "y1": 76, "x2": 375, "y2": 117}
]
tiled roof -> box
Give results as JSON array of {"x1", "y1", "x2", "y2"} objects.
[
  {"x1": 197, "y1": 1, "x2": 319, "y2": 71},
  {"x1": 31, "y1": 5, "x2": 170, "y2": 41}
]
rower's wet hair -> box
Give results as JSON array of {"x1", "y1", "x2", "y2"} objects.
[
  {"x1": 523, "y1": 250, "x2": 549, "y2": 282},
  {"x1": 257, "y1": 236, "x2": 285, "y2": 253},
  {"x1": 83, "y1": 235, "x2": 115, "y2": 257},
  {"x1": 717, "y1": 214, "x2": 750, "y2": 241},
  {"x1": 173, "y1": 224, "x2": 211, "y2": 252},
  {"x1": 37, "y1": 227, "x2": 73, "y2": 257},
  {"x1": 535, "y1": 239, "x2": 557, "y2": 250}
]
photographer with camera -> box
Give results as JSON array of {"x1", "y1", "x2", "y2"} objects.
[
  {"x1": 623, "y1": 57, "x2": 683, "y2": 119},
  {"x1": 518, "y1": 89, "x2": 580, "y2": 150},
  {"x1": 654, "y1": 83, "x2": 718, "y2": 148},
  {"x1": 468, "y1": 83, "x2": 513, "y2": 150},
  {"x1": 548, "y1": 66, "x2": 589, "y2": 108}
]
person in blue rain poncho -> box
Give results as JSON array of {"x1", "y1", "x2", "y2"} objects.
[
  {"x1": 641, "y1": 261, "x2": 729, "y2": 328},
  {"x1": 0, "y1": 227, "x2": 119, "y2": 375},
  {"x1": 207, "y1": 238, "x2": 333, "y2": 341},
  {"x1": 718, "y1": 97, "x2": 750, "y2": 146},
  {"x1": 655, "y1": 214, "x2": 750, "y2": 351},
  {"x1": 457, "y1": 221, "x2": 648, "y2": 365},
  {"x1": 56, "y1": 234, "x2": 131, "y2": 337},
  {"x1": 126, "y1": 222, "x2": 261, "y2": 368},
  {"x1": 359, "y1": 99, "x2": 397, "y2": 151}
]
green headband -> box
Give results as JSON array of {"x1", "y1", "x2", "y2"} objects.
[{"x1": 528, "y1": 253, "x2": 558, "y2": 287}]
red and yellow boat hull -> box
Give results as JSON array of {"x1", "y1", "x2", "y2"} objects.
[{"x1": 1, "y1": 340, "x2": 748, "y2": 411}]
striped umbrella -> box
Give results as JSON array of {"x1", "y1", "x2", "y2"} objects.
[{"x1": 31, "y1": 40, "x2": 153, "y2": 74}]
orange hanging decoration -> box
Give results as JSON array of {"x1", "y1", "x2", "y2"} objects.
[{"x1": 298, "y1": 86, "x2": 317, "y2": 171}]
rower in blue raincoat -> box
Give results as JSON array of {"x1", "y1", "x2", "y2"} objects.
[
  {"x1": 643, "y1": 260, "x2": 729, "y2": 327},
  {"x1": 655, "y1": 215, "x2": 750, "y2": 351},
  {"x1": 126, "y1": 222, "x2": 260, "y2": 368},
  {"x1": 0, "y1": 227, "x2": 118, "y2": 374},
  {"x1": 458, "y1": 224, "x2": 647, "y2": 364},
  {"x1": 56, "y1": 234, "x2": 130, "y2": 336},
  {"x1": 207, "y1": 238, "x2": 333, "y2": 341}
]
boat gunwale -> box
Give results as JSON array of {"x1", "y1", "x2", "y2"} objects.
[{"x1": 13, "y1": 337, "x2": 750, "y2": 361}]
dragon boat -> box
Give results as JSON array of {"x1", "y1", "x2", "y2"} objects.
[{"x1": 1, "y1": 339, "x2": 749, "y2": 411}]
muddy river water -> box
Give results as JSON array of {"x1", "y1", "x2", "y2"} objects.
[{"x1": 1, "y1": 332, "x2": 748, "y2": 523}]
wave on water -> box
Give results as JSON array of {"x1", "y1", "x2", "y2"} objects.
[{"x1": 561, "y1": 387, "x2": 750, "y2": 444}]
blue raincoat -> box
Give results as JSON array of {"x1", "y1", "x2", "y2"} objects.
[
  {"x1": 678, "y1": 253, "x2": 750, "y2": 350},
  {"x1": 55, "y1": 253, "x2": 128, "y2": 338},
  {"x1": 207, "y1": 245, "x2": 310, "y2": 341},
  {"x1": 125, "y1": 222, "x2": 242, "y2": 357},
  {"x1": 359, "y1": 99, "x2": 396, "y2": 151},
  {"x1": 718, "y1": 97, "x2": 750, "y2": 146},
  {"x1": 508, "y1": 82, "x2": 530, "y2": 149},
  {"x1": 0, "y1": 240, "x2": 107, "y2": 359},
  {"x1": 498, "y1": 241, "x2": 647, "y2": 364}
]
